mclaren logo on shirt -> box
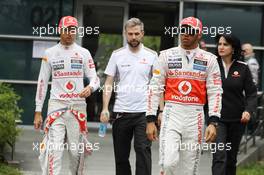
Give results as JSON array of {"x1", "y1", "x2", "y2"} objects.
[{"x1": 139, "y1": 58, "x2": 148, "y2": 64}]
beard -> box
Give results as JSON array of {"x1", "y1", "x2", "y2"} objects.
[{"x1": 127, "y1": 40, "x2": 140, "y2": 48}]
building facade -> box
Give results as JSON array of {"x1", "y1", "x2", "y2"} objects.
[{"x1": 0, "y1": 0, "x2": 263, "y2": 124}]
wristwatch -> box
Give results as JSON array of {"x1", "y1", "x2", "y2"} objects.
[{"x1": 209, "y1": 122, "x2": 218, "y2": 128}]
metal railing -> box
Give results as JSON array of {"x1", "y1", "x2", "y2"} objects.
[{"x1": 240, "y1": 91, "x2": 264, "y2": 154}]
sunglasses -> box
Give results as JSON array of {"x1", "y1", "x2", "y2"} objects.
[{"x1": 180, "y1": 27, "x2": 199, "y2": 36}]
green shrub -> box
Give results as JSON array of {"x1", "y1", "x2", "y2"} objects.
[
  {"x1": 0, "y1": 163, "x2": 22, "y2": 175},
  {"x1": 0, "y1": 83, "x2": 22, "y2": 154},
  {"x1": 237, "y1": 161, "x2": 264, "y2": 175}
]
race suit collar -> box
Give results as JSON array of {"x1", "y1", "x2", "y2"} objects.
[
  {"x1": 59, "y1": 42, "x2": 76, "y2": 50},
  {"x1": 179, "y1": 45, "x2": 199, "y2": 55},
  {"x1": 180, "y1": 46, "x2": 199, "y2": 63}
]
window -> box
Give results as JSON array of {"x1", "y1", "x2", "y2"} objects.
[
  {"x1": 0, "y1": 40, "x2": 42, "y2": 80},
  {"x1": 0, "y1": 0, "x2": 73, "y2": 36},
  {"x1": 129, "y1": 3, "x2": 179, "y2": 50},
  {"x1": 184, "y1": 3, "x2": 263, "y2": 45}
]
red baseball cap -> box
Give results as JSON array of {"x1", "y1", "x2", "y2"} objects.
[
  {"x1": 58, "y1": 16, "x2": 78, "y2": 29},
  {"x1": 180, "y1": 17, "x2": 203, "y2": 34}
]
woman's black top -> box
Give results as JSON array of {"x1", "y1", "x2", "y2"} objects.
[{"x1": 217, "y1": 57, "x2": 257, "y2": 122}]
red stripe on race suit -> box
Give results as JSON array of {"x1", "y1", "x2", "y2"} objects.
[
  {"x1": 164, "y1": 78, "x2": 206, "y2": 105},
  {"x1": 71, "y1": 110, "x2": 88, "y2": 133},
  {"x1": 147, "y1": 89, "x2": 153, "y2": 112},
  {"x1": 48, "y1": 154, "x2": 54, "y2": 175},
  {"x1": 45, "y1": 110, "x2": 88, "y2": 134},
  {"x1": 214, "y1": 93, "x2": 221, "y2": 113},
  {"x1": 44, "y1": 111, "x2": 64, "y2": 133},
  {"x1": 197, "y1": 113, "x2": 203, "y2": 144}
]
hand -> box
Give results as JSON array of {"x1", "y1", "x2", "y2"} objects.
[
  {"x1": 241, "y1": 111, "x2": 251, "y2": 123},
  {"x1": 146, "y1": 122, "x2": 158, "y2": 141},
  {"x1": 34, "y1": 112, "x2": 43, "y2": 130},
  {"x1": 205, "y1": 124, "x2": 217, "y2": 143},
  {"x1": 79, "y1": 86, "x2": 93, "y2": 98},
  {"x1": 100, "y1": 109, "x2": 110, "y2": 123},
  {"x1": 157, "y1": 112, "x2": 162, "y2": 127}
]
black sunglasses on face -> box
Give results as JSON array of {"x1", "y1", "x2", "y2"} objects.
[{"x1": 180, "y1": 27, "x2": 199, "y2": 36}]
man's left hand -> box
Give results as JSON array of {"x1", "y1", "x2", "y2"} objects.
[
  {"x1": 205, "y1": 124, "x2": 217, "y2": 143},
  {"x1": 146, "y1": 122, "x2": 158, "y2": 141},
  {"x1": 79, "y1": 86, "x2": 93, "y2": 98},
  {"x1": 241, "y1": 111, "x2": 251, "y2": 123}
]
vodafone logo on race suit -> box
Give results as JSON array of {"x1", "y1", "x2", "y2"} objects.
[
  {"x1": 170, "y1": 80, "x2": 199, "y2": 103},
  {"x1": 59, "y1": 81, "x2": 80, "y2": 98},
  {"x1": 178, "y1": 80, "x2": 192, "y2": 95},
  {"x1": 59, "y1": 93, "x2": 79, "y2": 98},
  {"x1": 165, "y1": 78, "x2": 206, "y2": 104},
  {"x1": 64, "y1": 81, "x2": 76, "y2": 92}
]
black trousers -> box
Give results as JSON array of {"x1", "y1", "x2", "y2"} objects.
[
  {"x1": 112, "y1": 112, "x2": 152, "y2": 175},
  {"x1": 212, "y1": 121, "x2": 246, "y2": 175}
]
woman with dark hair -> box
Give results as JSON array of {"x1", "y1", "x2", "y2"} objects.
[{"x1": 212, "y1": 34, "x2": 257, "y2": 175}]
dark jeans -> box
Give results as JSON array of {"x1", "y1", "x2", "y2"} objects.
[
  {"x1": 212, "y1": 121, "x2": 246, "y2": 175},
  {"x1": 112, "y1": 112, "x2": 152, "y2": 175}
]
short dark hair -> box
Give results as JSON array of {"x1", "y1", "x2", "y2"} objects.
[{"x1": 215, "y1": 34, "x2": 242, "y2": 61}]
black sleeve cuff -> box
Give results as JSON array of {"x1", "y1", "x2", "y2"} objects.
[
  {"x1": 245, "y1": 109, "x2": 255, "y2": 117},
  {"x1": 208, "y1": 115, "x2": 220, "y2": 124},
  {"x1": 146, "y1": 115, "x2": 157, "y2": 123}
]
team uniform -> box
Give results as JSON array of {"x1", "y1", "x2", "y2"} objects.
[
  {"x1": 35, "y1": 42, "x2": 100, "y2": 175},
  {"x1": 146, "y1": 46, "x2": 222, "y2": 175},
  {"x1": 105, "y1": 44, "x2": 157, "y2": 175}
]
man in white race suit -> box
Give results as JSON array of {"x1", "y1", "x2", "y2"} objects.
[
  {"x1": 146, "y1": 16, "x2": 223, "y2": 175},
  {"x1": 34, "y1": 16, "x2": 100, "y2": 175}
]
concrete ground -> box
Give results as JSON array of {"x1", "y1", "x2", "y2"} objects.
[{"x1": 7, "y1": 124, "x2": 256, "y2": 175}]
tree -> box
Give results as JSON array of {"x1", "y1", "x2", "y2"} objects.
[{"x1": 0, "y1": 83, "x2": 22, "y2": 161}]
